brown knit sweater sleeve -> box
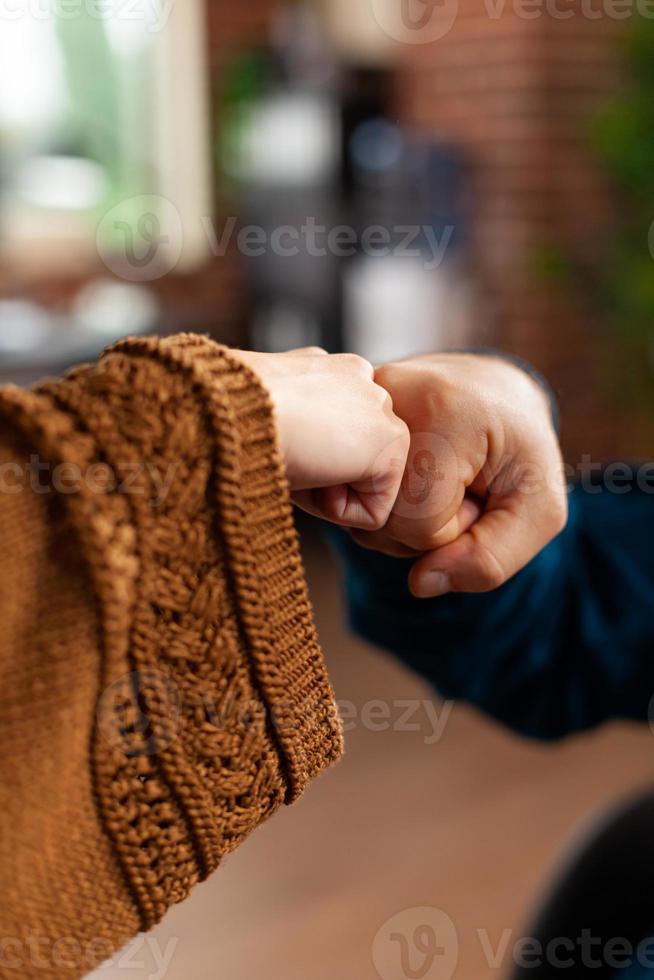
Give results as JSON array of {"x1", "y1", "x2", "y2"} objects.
[{"x1": 0, "y1": 334, "x2": 343, "y2": 979}]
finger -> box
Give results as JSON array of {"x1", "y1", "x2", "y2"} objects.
[
  {"x1": 295, "y1": 473, "x2": 402, "y2": 532},
  {"x1": 291, "y1": 438, "x2": 407, "y2": 532},
  {"x1": 350, "y1": 494, "x2": 483, "y2": 558},
  {"x1": 292, "y1": 488, "x2": 337, "y2": 522},
  {"x1": 292, "y1": 485, "x2": 388, "y2": 530},
  {"x1": 377, "y1": 429, "x2": 478, "y2": 553},
  {"x1": 344, "y1": 428, "x2": 408, "y2": 531},
  {"x1": 292, "y1": 485, "x2": 387, "y2": 530},
  {"x1": 292, "y1": 384, "x2": 408, "y2": 531},
  {"x1": 313, "y1": 485, "x2": 375, "y2": 528},
  {"x1": 309, "y1": 409, "x2": 408, "y2": 531},
  {"x1": 340, "y1": 352, "x2": 375, "y2": 380},
  {"x1": 350, "y1": 529, "x2": 420, "y2": 559},
  {"x1": 409, "y1": 494, "x2": 567, "y2": 598}
]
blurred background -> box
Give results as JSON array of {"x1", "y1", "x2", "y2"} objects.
[{"x1": 2, "y1": 1, "x2": 654, "y2": 978}]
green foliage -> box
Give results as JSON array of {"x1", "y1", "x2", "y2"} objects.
[
  {"x1": 55, "y1": 13, "x2": 156, "y2": 212},
  {"x1": 215, "y1": 51, "x2": 269, "y2": 200},
  {"x1": 530, "y1": 243, "x2": 573, "y2": 286},
  {"x1": 591, "y1": 17, "x2": 654, "y2": 353}
]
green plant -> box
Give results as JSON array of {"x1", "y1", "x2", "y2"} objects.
[{"x1": 591, "y1": 16, "x2": 654, "y2": 394}]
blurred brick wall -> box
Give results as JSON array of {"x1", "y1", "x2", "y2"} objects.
[
  {"x1": 393, "y1": 4, "x2": 650, "y2": 459},
  {"x1": 206, "y1": 0, "x2": 275, "y2": 72},
  {"x1": 541, "y1": 16, "x2": 628, "y2": 458},
  {"x1": 202, "y1": 0, "x2": 279, "y2": 343}
]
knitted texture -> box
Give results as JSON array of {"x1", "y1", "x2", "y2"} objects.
[{"x1": 0, "y1": 335, "x2": 343, "y2": 979}]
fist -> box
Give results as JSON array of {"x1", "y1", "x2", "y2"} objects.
[
  {"x1": 233, "y1": 348, "x2": 410, "y2": 531},
  {"x1": 353, "y1": 354, "x2": 568, "y2": 597}
]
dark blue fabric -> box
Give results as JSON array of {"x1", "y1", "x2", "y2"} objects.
[
  {"x1": 621, "y1": 960, "x2": 654, "y2": 978},
  {"x1": 332, "y1": 478, "x2": 654, "y2": 739}
]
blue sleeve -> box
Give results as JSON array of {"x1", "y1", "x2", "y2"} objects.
[{"x1": 331, "y1": 479, "x2": 654, "y2": 739}]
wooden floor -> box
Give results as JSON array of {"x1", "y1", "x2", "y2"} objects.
[{"x1": 94, "y1": 532, "x2": 654, "y2": 980}]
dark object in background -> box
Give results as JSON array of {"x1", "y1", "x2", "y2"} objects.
[{"x1": 511, "y1": 790, "x2": 654, "y2": 979}]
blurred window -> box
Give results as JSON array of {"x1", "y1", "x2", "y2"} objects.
[{"x1": 0, "y1": 0, "x2": 211, "y2": 276}]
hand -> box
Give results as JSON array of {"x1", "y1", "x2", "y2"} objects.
[
  {"x1": 352, "y1": 353, "x2": 568, "y2": 597},
  {"x1": 232, "y1": 347, "x2": 410, "y2": 531}
]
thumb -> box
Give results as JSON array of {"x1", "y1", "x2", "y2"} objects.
[{"x1": 408, "y1": 495, "x2": 567, "y2": 598}]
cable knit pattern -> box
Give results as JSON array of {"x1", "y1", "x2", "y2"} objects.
[{"x1": 0, "y1": 335, "x2": 343, "y2": 979}]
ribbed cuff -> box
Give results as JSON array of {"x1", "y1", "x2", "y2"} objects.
[{"x1": 108, "y1": 335, "x2": 344, "y2": 802}]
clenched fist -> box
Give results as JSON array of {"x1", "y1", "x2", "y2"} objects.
[
  {"x1": 233, "y1": 347, "x2": 410, "y2": 531},
  {"x1": 354, "y1": 353, "x2": 568, "y2": 598}
]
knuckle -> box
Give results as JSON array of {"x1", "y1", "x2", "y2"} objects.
[
  {"x1": 362, "y1": 501, "x2": 394, "y2": 534},
  {"x1": 412, "y1": 532, "x2": 438, "y2": 553},
  {"x1": 375, "y1": 362, "x2": 412, "y2": 397},
  {"x1": 367, "y1": 512, "x2": 389, "y2": 533},
  {"x1": 374, "y1": 363, "x2": 394, "y2": 388},
  {"x1": 340, "y1": 352, "x2": 373, "y2": 376},
  {"x1": 394, "y1": 416, "x2": 411, "y2": 448},
  {"x1": 373, "y1": 379, "x2": 390, "y2": 400},
  {"x1": 386, "y1": 520, "x2": 431, "y2": 553}
]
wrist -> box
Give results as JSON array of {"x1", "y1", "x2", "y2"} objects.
[{"x1": 228, "y1": 349, "x2": 299, "y2": 486}]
